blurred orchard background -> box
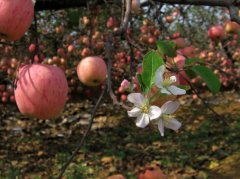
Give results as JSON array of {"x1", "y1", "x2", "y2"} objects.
[{"x1": 0, "y1": 0, "x2": 240, "y2": 178}]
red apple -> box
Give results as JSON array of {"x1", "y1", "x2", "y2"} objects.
[
  {"x1": 67, "y1": 45, "x2": 75, "y2": 53},
  {"x1": 132, "y1": 0, "x2": 140, "y2": 14},
  {"x1": 142, "y1": 19, "x2": 150, "y2": 26},
  {"x1": 138, "y1": 165, "x2": 165, "y2": 179},
  {"x1": 153, "y1": 29, "x2": 161, "y2": 37},
  {"x1": 81, "y1": 36, "x2": 90, "y2": 46},
  {"x1": 10, "y1": 95, "x2": 15, "y2": 103},
  {"x1": 1, "y1": 96, "x2": 7, "y2": 103},
  {"x1": 0, "y1": 84, "x2": 5, "y2": 92},
  {"x1": 2, "y1": 91, "x2": 9, "y2": 98},
  {"x1": 34, "y1": 55, "x2": 40, "y2": 63},
  {"x1": 172, "y1": 38, "x2": 186, "y2": 49},
  {"x1": 165, "y1": 15, "x2": 174, "y2": 23},
  {"x1": 93, "y1": 31, "x2": 101, "y2": 40},
  {"x1": 173, "y1": 54, "x2": 189, "y2": 85},
  {"x1": 120, "y1": 94, "x2": 127, "y2": 102},
  {"x1": 81, "y1": 48, "x2": 91, "y2": 57},
  {"x1": 107, "y1": 174, "x2": 125, "y2": 179},
  {"x1": 28, "y1": 43, "x2": 36, "y2": 53},
  {"x1": 82, "y1": 16, "x2": 90, "y2": 26},
  {"x1": 0, "y1": 0, "x2": 34, "y2": 41},
  {"x1": 171, "y1": 32, "x2": 181, "y2": 39},
  {"x1": 77, "y1": 56, "x2": 107, "y2": 87},
  {"x1": 10, "y1": 58, "x2": 18, "y2": 68},
  {"x1": 208, "y1": 25, "x2": 225, "y2": 40},
  {"x1": 14, "y1": 64, "x2": 68, "y2": 119},
  {"x1": 180, "y1": 46, "x2": 195, "y2": 58},
  {"x1": 57, "y1": 48, "x2": 66, "y2": 57},
  {"x1": 140, "y1": 25, "x2": 149, "y2": 34},
  {"x1": 225, "y1": 21, "x2": 240, "y2": 34},
  {"x1": 55, "y1": 25, "x2": 64, "y2": 34},
  {"x1": 148, "y1": 36, "x2": 156, "y2": 44},
  {"x1": 106, "y1": 17, "x2": 117, "y2": 28}
]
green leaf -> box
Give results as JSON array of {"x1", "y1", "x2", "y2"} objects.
[
  {"x1": 185, "y1": 58, "x2": 202, "y2": 65},
  {"x1": 185, "y1": 69, "x2": 197, "y2": 79},
  {"x1": 67, "y1": 10, "x2": 80, "y2": 28},
  {"x1": 137, "y1": 74, "x2": 148, "y2": 93},
  {"x1": 156, "y1": 40, "x2": 177, "y2": 57},
  {"x1": 191, "y1": 65, "x2": 221, "y2": 94},
  {"x1": 141, "y1": 51, "x2": 164, "y2": 93}
]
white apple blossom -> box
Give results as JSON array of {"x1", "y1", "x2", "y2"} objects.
[
  {"x1": 127, "y1": 93, "x2": 162, "y2": 128},
  {"x1": 157, "y1": 101, "x2": 182, "y2": 136},
  {"x1": 155, "y1": 65, "x2": 186, "y2": 95}
]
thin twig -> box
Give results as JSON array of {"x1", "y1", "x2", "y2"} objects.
[
  {"x1": 112, "y1": 0, "x2": 131, "y2": 36},
  {"x1": 0, "y1": 42, "x2": 15, "y2": 46},
  {"x1": 104, "y1": 0, "x2": 132, "y2": 110},
  {"x1": 34, "y1": 12, "x2": 40, "y2": 56},
  {"x1": 87, "y1": 2, "x2": 93, "y2": 50},
  {"x1": 57, "y1": 86, "x2": 106, "y2": 179},
  {"x1": 126, "y1": 34, "x2": 145, "y2": 53},
  {"x1": 127, "y1": 36, "x2": 135, "y2": 82},
  {"x1": 177, "y1": 71, "x2": 230, "y2": 126},
  {"x1": 106, "y1": 35, "x2": 131, "y2": 110}
]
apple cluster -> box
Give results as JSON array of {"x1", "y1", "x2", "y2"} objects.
[
  {"x1": 0, "y1": 55, "x2": 18, "y2": 104},
  {"x1": 0, "y1": 0, "x2": 240, "y2": 113}
]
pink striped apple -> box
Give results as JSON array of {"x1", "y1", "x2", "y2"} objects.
[
  {"x1": 0, "y1": 0, "x2": 34, "y2": 41},
  {"x1": 14, "y1": 64, "x2": 68, "y2": 119},
  {"x1": 77, "y1": 56, "x2": 107, "y2": 87}
]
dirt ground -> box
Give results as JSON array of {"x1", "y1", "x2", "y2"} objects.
[{"x1": 0, "y1": 91, "x2": 240, "y2": 179}]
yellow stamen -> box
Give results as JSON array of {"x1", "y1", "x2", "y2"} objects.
[
  {"x1": 162, "y1": 79, "x2": 172, "y2": 87},
  {"x1": 162, "y1": 114, "x2": 175, "y2": 121},
  {"x1": 140, "y1": 104, "x2": 149, "y2": 113}
]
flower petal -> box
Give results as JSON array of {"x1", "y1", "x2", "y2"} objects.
[
  {"x1": 149, "y1": 106, "x2": 162, "y2": 120},
  {"x1": 160, "y1": 88, "x2": 171, "y2": 95},
  {"x1": 164, "y1": 118, "x2": 181, "y2": 131},
  {"x1": 168, "y1": 85, "x2": 186, "y2": 95},
  {"x1": 158, "y1": 118, "x2": 164, "y2": 136},
  {"x1": 170, "y1": 76, "x2": 177, "y2": 83},
  {"x1": 128, "y1": 107, "x2": 141, "y2": 117},
  {"x1": 155, "y1": 65, "x2": 165, "y2": 88},
  {"x1": 161, "y1": 101, "x2": 180, "y2": 114},
  {"x1": 136, "y1": 113, "x2": 150, "y2": 128},
  {"x1": 127, "y1": 93, "x2": 145, "y2": 106}
]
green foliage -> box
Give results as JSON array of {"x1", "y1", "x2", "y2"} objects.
[
  {"x1": 56, "y1": 152, "x2": 71, "y2": 168},
  {"x1": 136, "y1": 74, "x2": 146, "y2": 93},
  {"x1": 236, "y1": 118, "x2": 240, "y2": 130},
  {"x1": 139, "y1": 51, "x2": 164, "y2": 93},
  {"x1": 191, "y1": 65, "x2": 221, "y2": 94},
  {"x1": 67, "y1": 10, "x2": 80, "y2": 28},
  {"x1": 34, "y1": 177, "x2": 43, "y2": 179},
  {"x1": 156, "y1": 40, "x2": 177, "y2": 57},
  {"x1": 65, "y1": 164, "x2": 92, "y2": 179},
  {"x1": 185, "y1": 57, "x2": 202, "y2": 79},
  {"x1": 7, "y1": 166, "x2": 20, "y2": 179},
  {"x1": 185, "y1": 58, "x2": 202, "y2": 65}
]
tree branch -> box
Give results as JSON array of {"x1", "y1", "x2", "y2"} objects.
[
  {"x1": 145, "y1": 0, "x2": 236, "y2": 7},
  {"x1": 35, "y1": 0, "x2": 239, "y2": 11},
  {"x1": 57, "y1": 85, "x2": 106, "y2": 179}
]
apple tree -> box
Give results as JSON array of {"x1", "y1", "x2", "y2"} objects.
[{"x1": 0, "y1": 0, "x2": 239, "y2": 178}]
